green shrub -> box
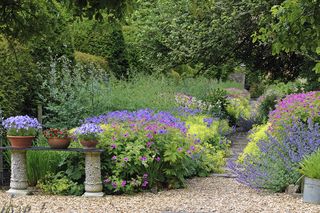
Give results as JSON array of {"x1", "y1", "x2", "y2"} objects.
[
  {"x1": 254, "y1": 81, "x2": 305, "y2": 124},
  {"x1": 27, "y1": 135, "x2": 62, "y2": 186},
  {"x1": 203, "y1": 88, "x2": 229, "y2": 119},
  {"x1": 82, "y1": 110, "x2": 230, "y2": 193},
  {"x1": 38, "y1": 172, "x2": 84, "y2": 196},
  {"x1": 300, "y1": 149, "x2": 320, "y2": 179},
  {"x1": 238, "y1": 123, "x2": 270, "y2": 163},
  {"x1": 0, "y1": 36, "x2": 39, "y2": 117},
  {"x1": 74, "y1": 51, "x2": 108, "y2": 70},
  {"x1": 226, "y1": 97, "x2": 251, "y2": 121}
]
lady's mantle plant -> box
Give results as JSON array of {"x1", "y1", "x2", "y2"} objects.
[
  {"x1": 2, "y1": 115, "x2": 41, "y2": 136},
  {"x1": 73, "y1": 123, "x2": 103, "y2": 141}
]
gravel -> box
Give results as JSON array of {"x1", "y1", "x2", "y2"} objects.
[{"x1": 1, "y1": 177, "x2": 320, "y2": 213}]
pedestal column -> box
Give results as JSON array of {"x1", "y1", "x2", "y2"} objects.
[
  {"x1": 83, "y1": 152, "x2": 104, "y2": 197},
  {"x1": 7, "y1": 150, "x2": 29, "y2": 196}
]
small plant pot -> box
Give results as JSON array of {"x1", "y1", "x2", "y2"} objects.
[
  {"x1": 303, "y1": 177, "x2": 320, "y2": 204},
  {"x1": 7, "y1": 136, "x2": 35, "y2": 148},
  {"x1": 80, "y1": 140, "x2": 98, "y2": 149},
  {"x1": 47, "y1": 137, "x2": 71, "y2": 149}
]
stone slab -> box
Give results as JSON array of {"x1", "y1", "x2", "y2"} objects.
[
  {"x1": 6, "y1": 188, "x2": 31, "y2": 197},
  {"x1": 82, "y1": 192, "x2": 104, "y2": 197}
]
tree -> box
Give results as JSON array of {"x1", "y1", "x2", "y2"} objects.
[{"x1": 255, "y1": 0, "x2": 320, "y2": 74}]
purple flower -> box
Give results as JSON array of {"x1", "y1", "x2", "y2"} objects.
[
  {"x1": 121, "y1": 180, "x2": 127, "y2": 187},
  {"x1": 142, "y1": 180, "x2": 148, "y2": 187},
  {"x1": 140, "y1": 156, "x2": 147, "y2": 161},
  {"x1": 112, "y1": 182, "x2": 117, "y2": 188},
  {"x1": 111, "y1": 155, "x2": 117, "y2": 160},
  {"x1": 155, "y1": 156, "x2": 161, "y2": 162},
  {"x1": 74, "y1": 123, "x2": 103, "y2": 140},
  {"x1": 190, "y1": 146, "x2": 195, "y2": 151},
  {"x1": 143, "y1": 173, "x2": 148, "y2": 179},
  {"x1": 104, "y1": 178, "x2": 110, "y2": 183},
  {"x1": 111, "y1": 144, "x2": 117, "y2": 149},
  {"x1": 2, "y1": 115, "x2": 42, "y2": 136},
  {"x1": 123, "y1": 157, "x2": 129, "y2": 162},
  {"x1": 146, "y1": 141, "x2": 153, "y2": 148},
  {"x1": 158, "y1": 129, "x2": 167, "y2": 134},
  {"x1": 177, "y1": 147, "x2": 183, "y2": 152}
]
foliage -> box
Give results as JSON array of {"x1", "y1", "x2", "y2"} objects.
[
  {"x1": 226, "y1": 97, "x2": 251, "y2": 122},
  {"x1": 269, "y1": 91, "x2": 320, "y2": 131},
  {"x1": 39, "y1": 56, "x2": 107, "y2": 128},
  {"x1": 203, "y1": 88, "x2": 229, "y2": 119},
  {"x1": 74, "y1": 51, "x2": 108, "y2": 70},
  {"x1": 72, "y1": 20, "x2": 129, "y2": 78},
  {"x1": 2, "y1": 115, "x2": 41, "y2": 136},
  {"x1": 38, "y1": 172, "x2": 84, "y2": 196},
  {"x1": 255, "y1": 0, "x2": 320, "y2": 73},
  {"x1": 43, "y1": 128, "x2": 69, "y2": 139},
  {"x1": 73, "y1": 123, "x2": 103, "y2": 141},
  {"x1": 0, "y1": 36, "x2": 39, "y2": 117},
  {"x1": 300, "y1": 149, "x2": 320, "y2": 179},
  {"x1": 229, "y1": 120, "x2": 320, "y2": 192},
  {"x1": 253, "y1": 81, "x2": 305, "y2": 124},
  {"x1": 238, "y1": 124, "x2": 270, "y2": 163},
  {"x1": 225, "y1": 88, "x2": 250, "y2": 100},
  {"x1": 83, "y1": 109, "x2": 229, "y2": 193},
  {"x1": 175, "y1": 93, "x2": 210, "y2": 113},
  {"x1": 126, "y1": 0, "x2": 240, "y2": 78},
  {"x1": 27, "y1": 135, "x2": 62, "y2": 186}
]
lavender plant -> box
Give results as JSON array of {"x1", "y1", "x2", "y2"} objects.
[
  {"x1": 2, "y1": 115, "x2": 41, "y2": 136},
  {"x1": 228, "y1": 119, "x2": 320, "y2": 192}
]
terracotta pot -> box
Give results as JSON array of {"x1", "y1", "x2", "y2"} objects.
[
  {"x1": 80, "y1": 140, "x2": 98, "y2": 149},
  {"x1": 47, "y1": 137, "x2": 71, "y2": 149},
  {"x1": 7, "y1": 136, "x2": 35, "y2": 148}
]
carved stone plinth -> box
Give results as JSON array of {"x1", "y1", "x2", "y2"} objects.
[
  {"x1": 6, "y1": 150, "x2": 30, "y2": 196},
  {"x1": 83, "y1": 152, "x2": 104, "y2": 197}
]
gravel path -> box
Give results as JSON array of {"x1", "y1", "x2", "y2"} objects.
[{"x1": 1, "y1": 177, "x2": 319, "y2": 213}]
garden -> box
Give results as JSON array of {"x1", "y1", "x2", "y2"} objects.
[{"x1": 0, "y1": 0, "x2": 319, "y2": 212}]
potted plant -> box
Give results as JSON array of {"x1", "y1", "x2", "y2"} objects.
[
  {"x1": 43, "y1": 128, "x2": 71, "y2": 149},
  {"x1": 2, "y1": 115, "x2": 41, "y2": 148},
  {"x1": 73, "y1": 123, "x2": 103, "y2": 149},
  {"x1": 299, "y1": 149, "x2": 320, "y2": 204}
]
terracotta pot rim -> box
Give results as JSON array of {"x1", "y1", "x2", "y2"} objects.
[
  {"x1": 7, "y1": 135, "x2": 35, "y2": 138},
  {"x1": 47, "y1": 137, "x2": 71, "y2": 139}
]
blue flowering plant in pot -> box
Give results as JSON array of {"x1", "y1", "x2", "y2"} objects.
[
  {"x1": 73, "y1": 123, "x2": 103, "y2": 149},
  {"x1": 2, "y1": 115, "x2": 42, "y2": 148}
]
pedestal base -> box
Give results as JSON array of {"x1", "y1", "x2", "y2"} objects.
[
  {"x1": 6, "y1": 188, "x2": 31, "y2": 197},
  {"x1": 82, "y1": 192, "x2": 104, "y2": 197}
]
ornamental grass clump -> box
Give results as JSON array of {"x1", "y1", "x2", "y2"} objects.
[
  {"x1": 228, "y1": 120, "x2": 320, "y2": 192},
  {"x1": 2, "y1": 115, "x2": 41, "y2": 136},
  {"x1": 84, "y1": 109, "x2": 228, "y2": 193},
  {"x1": 299, "y1": 149, "x2": 320, "y2": 179}
]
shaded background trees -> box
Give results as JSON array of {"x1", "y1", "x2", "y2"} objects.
[{"x1": 0, "y1": 0, "x2": 319, "y2": 117}]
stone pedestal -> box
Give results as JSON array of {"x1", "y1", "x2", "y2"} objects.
[
  {"x1": 83, "y1": 152, "x2": 104, "y2": 197},
  {"x1": 7, "y1": 150, "x2": 30, "y2": 196}
]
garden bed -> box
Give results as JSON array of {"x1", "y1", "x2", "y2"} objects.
[{"x1": 1, "y1": 176, "x2": 319, "y2": 213}]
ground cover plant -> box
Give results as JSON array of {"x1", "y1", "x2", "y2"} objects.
[
  {"x1": 83, "y1": 109, "x2": 231, "y2": 193},
  {"x1": 229, "y1": 91, "x2": 320, "y2": 192}
]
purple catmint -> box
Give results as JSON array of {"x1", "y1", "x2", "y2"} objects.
[{"x1": 228, "y1": 120, "x2": 320, "y2": 192}]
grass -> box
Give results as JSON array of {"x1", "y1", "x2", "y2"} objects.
[{"x1": 91, "y1": 74, "x2": 242, "y2": 114}]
